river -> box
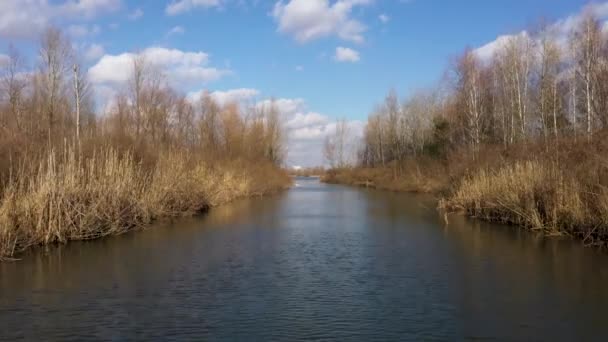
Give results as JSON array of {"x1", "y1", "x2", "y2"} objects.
[{"x1": 2, "y1": 178, "x2": 608, "y2": 341}]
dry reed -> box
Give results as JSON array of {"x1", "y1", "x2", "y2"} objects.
[{"x1": 0, "y1": 147, "x2": 290, "y2": 260}]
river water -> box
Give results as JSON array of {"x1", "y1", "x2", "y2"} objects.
[{"x1": 2, "y1": 178, "x2": 608, "y2": 341}]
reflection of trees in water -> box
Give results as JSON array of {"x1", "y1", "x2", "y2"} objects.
[
  {"x1": 363, "y1": 190, "x2": 438, "y2": 225},
  {"x1": 444, "y1": 213, "x2": 608, "y2": 317},
  {"x1": 203, "y1": 193, "x2": 287, "y2": 227}
]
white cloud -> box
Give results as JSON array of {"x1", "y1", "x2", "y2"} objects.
[
  {"x1": 0, "y1": 0, "x2": 122, "y2": 39},
  {"x1": 554, "y1": 3, "x2": 608, "y2": 35},
  {"x1": 187, "y1": 88, "x2": 260, "y2": 106},
  {"x1": 272, "y1": 0, "x2": 372, "y2": 43},
  {"x1": 474, "y1": 2, "x2": 608, "y2": 62},
  {"x1": 334, "y1": 46, "x2": 360, "y2": 62},
  {"x1": 166, "y1": 26, "x2": 186, "y2": 37},
  {"x1": 89, "y1": 53, "x2": 136, "y2": 84},
  {"x1": 257, "y1": 98, "x2": 305, "y2": 117},
  {"x1": 473, "y1": 32, "x2": 527, "y2": 61},
  {"x1": 84, "y1": 43, "x2": 105, "y2": 61},
  {"x1": 95, "y1": 84, "x2": 120, "y2": 114},
  {"x1": 285, "y1": 116, "x2": 364, "y2": 166},
  {"x1": 287, "y1": 112, "x2": 329, "y2": 130},
  {"x1": 88, "y1": 47, "x2": 230, "y2": 87},
  {"x1": 128, "y1": 8, "x2": 144, "y2": 20},
  {"x1": 379, "y1": 14, "x2": 389, "y2": 23},
  {"x1": 166, "y1": 0, "x2": 222, "y2": 16},
  {"x1": 181, "y1": 88, "x2": 364, "y2": 166},
  {"x1": 255, "y1": 96, "x2": 364, "y2": 166}
]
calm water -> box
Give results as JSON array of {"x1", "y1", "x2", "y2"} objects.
[{"x1": 2, "y1": 178, "x2": 608, "y2": 341}]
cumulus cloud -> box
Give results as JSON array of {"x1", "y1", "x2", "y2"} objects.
[
  {"x1": 256, "y1": 96, "x2": 364, "y2": 166},
  {"x1": 379, "y1": 14, "x2": 389, "y2": 23},
  {"x1": 473, "y1": 32, "x2": 528, "y2": 61},
  {"x1": 334, "y1": 46, "x2": 360, "y2": 62},
  {"x1": 0, "y1": 0, "x2": 122, "y2": 39},
  {"x1": 187, "y1": 88, "x2": 260, "y2": 106},
  {"x1": 272, "y1": 0, "x2": 372, "y2": 43},
  {"x1": 186, "y1": 88, "x2": 364, "y2": 166},
  {"x1": 256, "y1": 98, "x2": 327, "y2": 140},
  {"x1": 473, "y1": 2, "x2": 608, "y2": 62},
  {"x1": 554, "y1": 2, "x2": 608, "y2": 35},
  {"x1": 166, "y1": 0, "x2": 222, "y2": 16},
  {"x1": 257, "y1": 98, "x2": 304, "y2": 117},
  {"x1": 89, "y1": 47, "x2": 229, "y2": 115},
  {"x1": 88, "y1": 47, "x2": 230, "y2": 87},
  {"x1": 286, "y1": 116, "x2": 364, "y2": 166}
]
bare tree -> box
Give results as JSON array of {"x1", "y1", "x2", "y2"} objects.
[
  {"x1": 455, "y1": 50, "x2": 485, "y2": 154},
  {"x1": 323, "y1": 135, "x2": 337, "y2": 168},
  {"x1": 130, "y1": 54, "x2": 147, "y2": 138},
  {"x1": 72, "y1": 61, "x2": 90, "y2": 145},
  {"x1": 573, "y1": 13, "x2": 603, "y2": 139},
  {"x1": 535, "y1": 24, "x2": 562, "y2": 147},
  {"x1": 39, "y1": 27, "x2": 72, "y2": 145},
  {"x1": 324, "y1": 119, "x2": 352, "y2": 168},
  {"x1": 0, "y1": 45, "x2": 27, "y2": 135}
]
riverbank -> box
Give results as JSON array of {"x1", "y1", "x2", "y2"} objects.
[
  {"x1": 4, "y1": 178, "x2": 608, "y2": 341},
  {"x1": 322, "y1": 140, "x2": 608, "y2": 247},
  {"x1": 0, "y1": 147, "x2": 291, "y2": 260},
  {"x1": 0, "y1": 27, "x2": 293, "y2": 261},
  {"x1": 321, "y1": 158, "x2": 449, "y2": 194}
]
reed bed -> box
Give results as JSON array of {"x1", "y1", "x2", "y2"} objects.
[
  {"x1": 0, "y1": 147, "x2": 290, "y2": 260},
  {"x1": 442, "y1": 160, "x2": 608, "y2": 245}
]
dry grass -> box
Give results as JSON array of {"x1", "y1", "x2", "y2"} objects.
[
  {"x1": 442, "y1": 159, "x2": 608, "y2": 244},
  {"x1": 324, "y1": 138, "x2": 608, "y2": 246},
  {"x1": 0, "y1": 147, "x2": 290, "y2": 260},
  {"x1": 322, "y1": 158, "x2": 448, "y2": 194}
]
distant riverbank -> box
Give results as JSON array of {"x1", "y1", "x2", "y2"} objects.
[{"x1": 322, "y1": 139, "x2": 608, "y2": 247}]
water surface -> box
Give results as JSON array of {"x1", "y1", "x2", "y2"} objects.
[{"x1": 2, "y1": 178, "x2": 608, "y2": 341}]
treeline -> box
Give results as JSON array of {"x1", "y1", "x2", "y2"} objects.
[
  {"x1": 360, "y1": 14, "x2": 604, "y2": 165},
  {"x1": 0, "y1": 28, "x2": 289, "y2": 259},
  {"x1": 325, "y1": 10, "x2": 608, "y2": 244},
  {"x1": 1, "y1": 28, "x2": 283, "y2": 172}
]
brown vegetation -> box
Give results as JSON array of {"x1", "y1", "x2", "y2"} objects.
[
  {"x1": 0, "y1": 28, "x2": 290, "y2": 260},
  {"x1": 289, "y1": 167, "x2": 326, "y2": 177},
  {"x1": 321, "y1": 158, "x2": 447, "y2": 193},
  {"x1": 323, "y1": 10, "x2": 608, "y2": 246}
]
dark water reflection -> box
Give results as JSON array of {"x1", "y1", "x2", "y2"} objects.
[{"x1": 2, "y1": 178, "x2": 608, "y2": 341}]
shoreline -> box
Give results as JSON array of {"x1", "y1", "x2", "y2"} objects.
[
  {"x1": 321, "y1": 161, "x2": 608, "y2": 249},
  {"x1": 2, "y1": 185, "x2": 290, "y2": 262},
  {"x1": 0, "y1": 150, "x2": 292, "y2": 261}
]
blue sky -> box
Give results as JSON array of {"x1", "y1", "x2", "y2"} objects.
[{"x1": 0, "y1": 0, "x2": 600, "y2": 166}]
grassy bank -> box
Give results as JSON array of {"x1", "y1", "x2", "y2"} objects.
[
  {"x1": 321, "y1": 158, "x2": 449, "y2": 193},
  {"x1": 320, "y1": 10, "x2": 608, "y2": 247},
  {"x1": 0, "y1": 28, "x2": 292, "y2": 260},
  {"x1": 323, "y1": 139, "x2": 608, "y2": 247},
  {"x1": 0, "y1": 147, "x2": 290, "y2": 260},
  {"x1": 442, "y1": 143, "x2": 608, "y2": 245}
]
